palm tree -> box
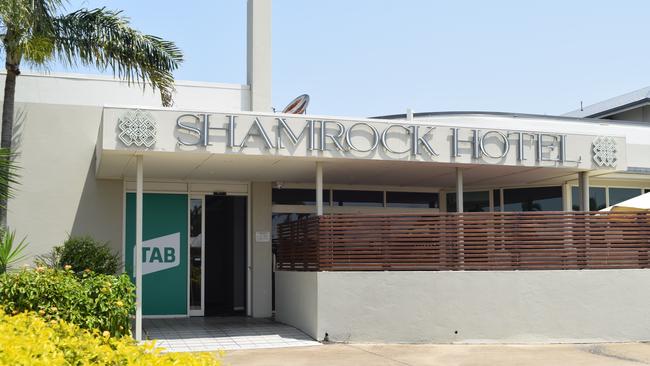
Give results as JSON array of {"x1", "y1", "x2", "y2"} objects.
[{"x1": 0, "y1": 1, "x2": 183, "y2": 224}]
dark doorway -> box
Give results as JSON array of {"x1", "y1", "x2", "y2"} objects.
[{"x1": 204, "y1": 195, "x2": 247, "y2": 316}]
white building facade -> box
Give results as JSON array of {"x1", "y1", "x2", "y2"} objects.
[{"x1": 5, "y1": 0, "x2": 650, "y2": 343}]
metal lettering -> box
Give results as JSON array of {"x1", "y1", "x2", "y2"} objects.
[
  {"x1": 240, "y1": 117, "x2": 275, "y2": 149},
  {"x1": 276, "y1": 118, "x2": 315, "y2": 150},
  {"x1": 536, "y1": 133, "x2": 559, "y2": 162},
  {"x1": 345, "y1": 122, "x2": 379, "y2": 153},
  {"x1": 176, "y1": 114, "x2": 202, "y2": 146},
  {"x1": 320, "y1": 121, "x2": 346, "y2": 151},
  {"x1": 452, "y1": 128, "x2": 480, "y2": 159},
  {"x1": 411, "y1": 126, "x2": 438, "y2": 157},
  {"x1": 380, "y1": 124, "x2": 411, "y2": 154},
  {"x1": 480, "y1": 130, "x2": 510, "y2": 159},
  {"x1": 560, "y1": 135, "x2": 581, "y2": 164},
  {"x1": 202, "y1": 114, "x2": 235, "y2": 147}
]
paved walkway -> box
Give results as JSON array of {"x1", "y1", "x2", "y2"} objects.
[
  {"x1": 223, "y1": 343, "x2": 650, "y2": 365},
  {"x1": 143, "y1": 317, "x2": 319, "y2": 352}
]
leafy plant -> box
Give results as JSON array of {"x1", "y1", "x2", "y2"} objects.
[
  {"x1": 58, "y1": 236, "x2": 120, "y2": 275},
  {"x1": 0, "y1": 148, "x2": 19, "y2": 214},
  {"x1": 0, "y1": 1, "x2": 183, "y2": 224},
  {"x1": 0, "y1": 310, "x2": 221, "y2": 365},
  {"x1": 0, "y1": 267, "x2": 135, "y2": 337},
  {"x1": 33, "y1": 246, "x2": 62, "y2": 269},
  {"x1": 0, "y1": 229, "x2": 27, "y2": 274}
]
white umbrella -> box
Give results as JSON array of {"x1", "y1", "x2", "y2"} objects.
[{"x1": 600, "y1": 192, "x2": 650, "y2": 212}]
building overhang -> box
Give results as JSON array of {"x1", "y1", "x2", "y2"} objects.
[{"x1": 96, "y1": 107, "x2": 628, "y2": 188}]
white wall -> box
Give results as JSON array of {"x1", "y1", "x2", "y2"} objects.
[
  {"x1": 276, "y1": 269, "x2": 650, "y2": 343},
  {"x1": 275, "y1": 271, "x2": 318, "y2": 338},
  {"x1": 6, "y1": 102, "x2": 123, "y2": 263},
  {"x1": 1, "y1": 72, "x2": 250, "y2": 111}
]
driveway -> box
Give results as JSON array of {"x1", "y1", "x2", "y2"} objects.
[{"x1": 223, "y1": 343, "x2": 650, "y2": 366}]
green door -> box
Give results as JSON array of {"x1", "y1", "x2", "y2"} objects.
[{"x1": 125, "y1": 193, "x2": 188, "y2": 316}]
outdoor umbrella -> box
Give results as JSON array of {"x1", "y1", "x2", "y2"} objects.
[{"x1": 600, "y1": 192, "x2": 650, "y2": 212}]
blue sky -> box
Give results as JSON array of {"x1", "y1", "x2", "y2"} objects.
[{"x1": 37, "y1": 1, "x2": 650, "y2": 117}]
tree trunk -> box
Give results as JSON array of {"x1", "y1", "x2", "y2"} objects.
[{"x1": 0, "y1": 58, "x2": 19, "y2": 227}]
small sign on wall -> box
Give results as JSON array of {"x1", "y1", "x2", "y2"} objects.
[{"x1": 255, "y1": 231, "x2": 271, "y2": 243}]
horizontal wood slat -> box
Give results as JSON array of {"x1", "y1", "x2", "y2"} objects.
[{"x1": 276, "y1": 211, "x2": 650, "y2": 271}]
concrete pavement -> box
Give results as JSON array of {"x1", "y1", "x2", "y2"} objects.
[{"x1": 223, "y1": 343, "x2": 650, "y2": 365}]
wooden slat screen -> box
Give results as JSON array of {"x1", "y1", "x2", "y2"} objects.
[{"x1": 276, "y1": 212, "x2": 650, "y2": 271}]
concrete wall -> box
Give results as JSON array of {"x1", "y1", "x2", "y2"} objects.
[
  {"x1": 6, "y1": 102, "x2": 123, "y2": 262},
  {"x1": 0, "y1": 72, "x2": 252, "y2": 266},
  {"x1": 275, "y1": 271, "x2": 318, "y2": 338},
  {"x1": 2, "y1": 72, "x2": 250, "y2": 111},
  {"x1": 276, "y1": 269, "x2": 650, "y2": 343}
]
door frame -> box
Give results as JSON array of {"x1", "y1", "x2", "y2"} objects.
[
  {"x1": 188, "y1": 195, "x2": 206, "y2": 317},
  {"x1": 188, "y1": 192, "x2": 249, "y2": 317}
]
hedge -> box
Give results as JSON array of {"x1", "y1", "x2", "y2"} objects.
[
  {"x1": 0, "y1": 310, "x2": 221, "y2": 365},
  {"x1": 0, "y1": 267, "x2": 134, "y2": 337}
]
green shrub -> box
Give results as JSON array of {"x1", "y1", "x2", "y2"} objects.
[
  {"x1": 0, "y1": 229, "x2": 28, "y2": 274},
  {"x1": 0, "y1": 267, "x2": 135, "y2": 337},
  {"x1": 58, "y1": 236, "x2": 120, "y2": 274},
  {"x1": 0, "y1": 310, "x2": 221, "y2": 365}
]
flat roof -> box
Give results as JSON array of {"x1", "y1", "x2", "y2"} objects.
[{"x1": 564, "y1": 86, "x2": 650, "y2": 118}]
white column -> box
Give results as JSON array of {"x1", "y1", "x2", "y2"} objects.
[
  {"x1": 135, "y1": 155, "x2": 143, "y2": 341},
  {"x1": 456, "y1": 168, "x2": 464, "y2": 213},
  {"x1": 579, "y1": 171, "x2": 590, "y2": 211},
  {"x1": 247, "y1": 0, "x2": 272, "y2": 111},
  {"x1": 316, "y1": 162, "x2": 323, "y2": 216}
]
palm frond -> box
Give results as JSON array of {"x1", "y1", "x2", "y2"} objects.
[
  {"x1": 53, "y1": 8, "x2": 183, "y2": 106},
  {"x1": 0, "y1": 230, "x2": 28, "y2": 274},
  {"x1": 0, "y1": 148, "x2": 20, "y2": 207}
]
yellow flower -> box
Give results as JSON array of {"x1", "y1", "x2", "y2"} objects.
[
  {"x1": 115, "y1": 300, "x2": 124, "y2": 307},
  {"x1": 35, "y1": 266, "x2": 45, "y2": 273},
  {"x1": 38, "y1": 310, "x2": 45, "y2": 316},
  {"x1": 50, "y1": 320, "x2": 57, "y2": 325},
  {"x1": 50, "y1": 307, "x2": 58, "y2": 313},
  {"x1": 102, "y1": 331, "x2": 110, "y2": 338},
  {"x1": 64, "y1": 264, "x2": 72, "y2": 271}
]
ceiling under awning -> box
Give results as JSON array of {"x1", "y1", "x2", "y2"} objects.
[{"x1": 96, "y1": 150, "x2": 583, "y2": 189}]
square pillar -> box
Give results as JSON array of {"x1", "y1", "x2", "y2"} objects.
[
  {"x1": 578, "y1": 172, "x2": 590, "y2": 211},
  {"x1": 316, "y1": 162, "x2": 323, "y2": 216},
  {"x1": 456, "y1": 168, "x2": 464, "y2": 213},
  {"x1": 250, "y1": 182, "x2": 273, "y2": 317},
  {"x1": 135, "y1": 155, "x2": 143, "y2": 341}
]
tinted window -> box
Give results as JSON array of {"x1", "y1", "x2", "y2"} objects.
[
  {"x1": 386, "y1": 192, "x2": 438, "y2": 208},
  {"x1": 446, "y1": 191, "x2": 490, "y2": 212},
  {"x1": 609, "y1": 188, "x2": 642, "y2": 206},
  {"x1": 503, "y1": 186, "x2": 562, "y2": 211},
  {"x1": 493, "y1": 190, "x2": 501, "y2": 212},
  {"x1": 571, "y1": 186, "x2": 607, "y2": 211},
  {"x1": 272, "y1": 188, "x2": 329, "y2": 205},
  {"x1": 333, "y1": 190, "x2": 383, "y2": 207}
]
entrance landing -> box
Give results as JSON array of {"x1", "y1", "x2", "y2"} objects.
[{"x1": 143, "y1": 317, "x2": 320, "y2": 353}]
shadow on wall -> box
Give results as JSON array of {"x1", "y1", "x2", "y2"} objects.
[{"x1": 69, "y1": 151, "x2": 123, "y2": 259}]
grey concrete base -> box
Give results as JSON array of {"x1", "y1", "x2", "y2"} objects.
[{"x1": 275, "y1": 269, "x2": 650, "y2": 344}]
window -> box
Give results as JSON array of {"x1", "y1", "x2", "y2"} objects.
[
  {"x1": 272, "y1": 188, "x2": 329, "y2": 205},
  {"x1": 332, "y1": 190, "x2": 383, "y2": 207},
  {"x1": 609, "y1": 188, "x2": 642, "y2": 206},
  {"x1": 571, "y1": 187, "x2": 606, "y2": 211},
  {"x1": 503, "y1": 186, "x2": 562, "y2": 211},
  {"x1": 493, "y1": 190, "x2": 501, "y2": 212},
  {"x1": 386, "y1": 191, "x2": 438, "y2": 208},
  {"x1": 446, "y1": 191, "x2": 490, "y2": 212}
]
